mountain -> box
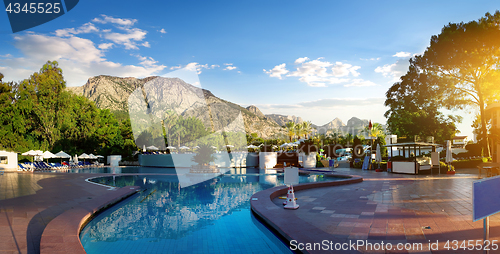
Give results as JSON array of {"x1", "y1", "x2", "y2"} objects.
[
  {"x1": 265, "y1": 114, "x2": 303, "y2": 126},
  {"x1": 245, "y1": 105, "x2": 265, "y2": 119},
  {"x1": 67, "y1": 75, "x2": 283, "y2": 138}
]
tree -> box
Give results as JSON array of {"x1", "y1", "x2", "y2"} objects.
[
  {"x1": 385, "y1": 59, "x2": 461, "y2": 145},
  {"x1": 285, "y1": 122, "x2": 295, "y2": 141},
  {"x1": 414, "y1": 11, "x2": 500, "y2": 156}
]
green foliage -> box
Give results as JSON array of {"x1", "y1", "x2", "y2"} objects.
[
  {"x1": 392, "y1": 11, "x2": 500, "y2": 155},
  {"x1": 0, "y1": 61, "x2": 136, "y2": 158},
  {"x1": 440, "y1": 161, "x2": 455, "y2": 171},
  {"x1": 191, "y1": 144, "x2": 216, "y2": 165}
]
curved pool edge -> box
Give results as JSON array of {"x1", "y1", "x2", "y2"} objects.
[
  {"x1": 250, "y1": 174, "x2": 363, "y2": 254},
  {"x1": 39, "y1": 185, "x2": 141, "y2": 254}
]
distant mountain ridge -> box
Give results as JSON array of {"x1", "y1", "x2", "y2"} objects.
[
  {"x1": 67, "y1": 75, "x2": 283, "y2": 138},
  {"x1": 67, "y1": 75, "x2": 379, "y2": 139}
]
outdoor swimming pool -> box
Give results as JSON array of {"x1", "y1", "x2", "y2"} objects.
[{"x1": 80, "y1": 172, "x2": 335, "y2": 254}]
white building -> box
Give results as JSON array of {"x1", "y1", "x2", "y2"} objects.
[{"x1": 0, "y1": 151, "x2": 18, "y2": 171}]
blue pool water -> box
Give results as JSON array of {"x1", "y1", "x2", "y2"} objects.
[{"x1": 80, "y1": 172, "x2": 335, "y2": 254}]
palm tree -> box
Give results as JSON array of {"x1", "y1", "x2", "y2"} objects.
[
  {"x1": 364, "y1": 122, "x2": 385, "y2": 139},
  {"x1": 285, "y1": 122, "x2": 296, "y2": 141},
  {"x1": 301, "y1": 121, "x2": 313, "y2": 139}
]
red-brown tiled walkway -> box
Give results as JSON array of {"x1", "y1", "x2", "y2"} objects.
[
  {"x1": 0, "y1": 172, "x2": 138, "y2": 254},
  {"x1": 253, "y1": 165, "x2": 500, "y2": 253}
]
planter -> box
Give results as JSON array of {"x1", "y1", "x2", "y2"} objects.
[
  {"x1": 189, "y1": 164, "x2": 220, "y2": 173},
  {"x1": 446, "y1": 171, "x2": 456, "y2": 175},
  {"x1": 320, "y1": 160, "x2": 329, "y2": 168},
  {"x1": 299, "y1": 152, "x2": 317, "y2": 168},
  {"x1": 259, "y1": 152, "x2": 277, "y2": 169}
]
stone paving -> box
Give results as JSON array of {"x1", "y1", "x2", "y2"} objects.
[
  {"x1": 263, "y1": 166, "x2": 500, "y2": 253},
  {"x1": 0, "y1": 172, "x2": 138, "y2": 254},
  {"x1": 1, "y1": 166, "x2": 499, "y2": 254}
]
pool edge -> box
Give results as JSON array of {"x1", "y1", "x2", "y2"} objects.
[
  {"x1": 250, "y1": 174, "x2": 363, "y2": 254},
  {"x1": 39, "y1": 185, "x2": 140, "y2": 254}
]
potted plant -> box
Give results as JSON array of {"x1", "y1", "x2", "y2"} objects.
[
  {"x1": 259, "y1": 144, "x2": 277, "y2": 169},
  {"x1": 298, "y1": 140, "x2": 318, "y2": 168},
  {"x1": 190, "y1": 144, "x2": 218, "y2": 173}
]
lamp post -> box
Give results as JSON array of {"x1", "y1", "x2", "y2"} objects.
[{"x1": 369, "y1": 120, "x2": 373, "y2": 170}]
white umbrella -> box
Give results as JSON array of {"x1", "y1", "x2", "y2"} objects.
[
  {"x1": 445, "y1": 140, "x2": 453, "y2": 171},
  {"x1": 42, "y1": 151, "x2": 56, "y2": 162},
  {"x1": 95, "y1": 155, "x2": 104, "y2": 158},
  {"x1": 79, "y1": 153, "x2": 90, "y2": 159},
  {"x1": 280, "y1": 143, "x2": 291, "y2": 148},
  {"x1": 146, "y1": 146, "x2": 159, "y2": 151},
  {"x1": 54, "y1": 151, "x2": 71, "y2": 158},
  {"x1": 88, "y1": 153, "x2": 98, "y2": 159},
  {"x1": 179, "y1": 146, "x2": 190, "y2": 150},
  {"x1": 193, "y1": 146, "x2": 200, "y2": 149},
  {"x1": 166, "y1": 146, "x2": 176, "y2": 149},
  {"x1": 225, "y1": 145, "x2": 234, "y2": 148},
  {"x1": 246, "y1": 145, "x2": 259, "y2": 149},
  {"x1": 375, "y1": 144, "x2": 382, "y2": 163}
]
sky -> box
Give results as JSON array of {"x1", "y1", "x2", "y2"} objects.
[{"x1": 0, "y1": 0, "x2": 498, "y2": 141}]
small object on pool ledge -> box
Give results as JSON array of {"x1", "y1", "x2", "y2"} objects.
[{"x1": 284, "y1": 185, "x2": 299, "y2": 209}]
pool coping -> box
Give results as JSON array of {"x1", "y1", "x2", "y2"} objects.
[
  {"x1": 39, "y1": 185, "x2": 141, "y2": 254},
  {"x1": 250, "y1": 173, "x2": 363, "y2": 254}
]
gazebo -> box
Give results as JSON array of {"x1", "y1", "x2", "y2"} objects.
[{"x1": 384, "y1": 142, "x2": 441, "y2": 175}]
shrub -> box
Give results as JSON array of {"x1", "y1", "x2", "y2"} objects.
[
  {"x1": 261, "y1": 145, "x2": 274, "y2": 152},
  {"x1": 298, "y1": 140, "x2": 317, "y2": 155},
  {"x1": 191, "y1": 144, "x2": 216, "y2": 166},
  {"x1": 440, "y1": 161, "x2": 455, "y2": 171}
]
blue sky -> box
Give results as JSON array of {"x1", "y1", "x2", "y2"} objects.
[{"x1": 0, "y1": 0, "x2": 498, "y2": 140}]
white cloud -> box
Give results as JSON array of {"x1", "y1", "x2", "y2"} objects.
[
  {"x1": 393, "y1": 51, "x2": 411, "y2": 58},
  {"x1": 360, "y1": 57, "x2": 380, "y2": 61},
  {"x1": 54, "y1": 22, "x2": 99, "y2": 37},
  {"x1": 103, "y1": 28, "x2": 147, "y2": 50},
  {"x1": 92, "y1": 14, "x2": 137, "y2": 27},
  {"x1": 263, "y1": 63, "x2": 289, "y2": 79},
  {"x1": 375, "y1": 58, "x2": 410, "y2": 82},
  {"x1": 159, "y1": 28, "x2": 167, "y2": 34},
  {"x1": 142, "y1": 41, "x2": 151, "y2": 48},
  {"x1": 331, "y1": 62, "x2": 360, "y2": 77},
  {"x1": 0, "y1": 32, "x2": 166, "y2": 86},
  {"x1": 0, "y1": 54, "x2": 12, "y2": 58},
  {"x1": 256, "y1": 97, "x2": 385, "y2": 109},
  {"x1": 343, "y1": 79, "x2": 377, "y2": 87},
  {"x1": 98, "y1": 43, "x2": 113, "y2": 50},
  {"x1": 223, "y1": 63, "x2": 237, "y2": 71},
  {"x1": 294, "y1": 57, "x2": 309, "y2": 64},
  {"x1": 287, "y1": 58, "x2": 360, "y2": 87}
]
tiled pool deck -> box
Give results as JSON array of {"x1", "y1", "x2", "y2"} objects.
[{"x1": 0, "y1": 166, "x2": 499, "y2": 254}]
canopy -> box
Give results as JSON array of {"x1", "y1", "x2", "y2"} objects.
[
  {"x1": 166, "y1": 146, "x2": 176, "y2": 149},
  {"x1": 88, "y1": 154, "x2": 98, "y2": 159},
  {"x1": 445, "y1": 140, "x2": 453, "y2": 164},
  {"x1": 22, "y1": 150, "x2": 42, "y2": 156},
  {"x1": 179, "y1": 146, "x2": 190, "y2": 150},
  {"x1": 95, "y1": 155, "x2": 104, "y2": 158},
  {"x1": 225, "y1": 145, "x2": 234, "y2": 148},
  {"x1": 146, "y1": 146, "x2": 159, "y2": 151},
  {"x1": 280, "y1": 143, "x2": 291, "y2": 148},
  {"x1": 245, "y1": 145, "x2": 259, "y2": 149},
  {"x1": 193, "y1": 146, "x2": 200, "y2": 149},
  {"x1": 375, "y1": 144, "x2": 382, "y2": 163},
  {"x1": 42, "y1": 151, "x2": 56, "y2": 159},
  {"x1": 54, "y1": 151, "x2": 71, "y2": 158},
  {"x1": 79, "y1": 153, "x2": 90, "y2": 159}
]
